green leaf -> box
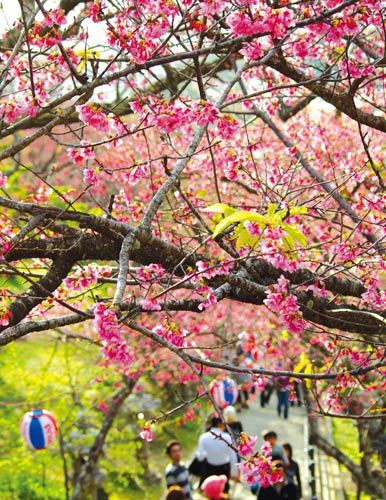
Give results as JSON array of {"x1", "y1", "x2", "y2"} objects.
[
  {"x1": 212, "y1": 210, "x2": 267, "y2": 238},
  {"x1": 234, "y1": 227, "x2": 253, "y2": 249},
  {"x1": 196, "y1": 189, "x2": 207, "y2": 198},
  {"x1": 203, "y1": 203, "x2": 235, "y2": 216},
  {"x1": 282, "y1": 224, "x2": 307, "y2": 247},
  {"x1": 289, "y1": 206, "x2": 308, "y2": 216},
  {"x1": 283, "y1": 234, "x2": 295, "y2": 251},
  {"x1": 267, "y1": 203, "x2": 278, "y2": 222}
]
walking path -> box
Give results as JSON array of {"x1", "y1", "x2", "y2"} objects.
[
  {"x1": 230, "y1": 395, "x2": 309, "y2": 499},
  {"x1": 192, "y1": 394, "x2": 345, "y2": 500},
  {"x1": 192, "y1": 394, "x2": 309, "y2": 499}
]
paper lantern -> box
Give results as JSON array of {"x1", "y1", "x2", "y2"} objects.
[
  {"x1": 20, "y1": 409, "x2": 58, "y2": 450},
  {"x1": 209, "y1": 378, "x2": 238, "y2": 408}
]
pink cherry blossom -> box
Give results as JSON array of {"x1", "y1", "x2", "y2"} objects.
[
  {"x1": 238, "y1": 432, "x2": 257, "y2": 457},
  {"x1": 140, "y1": 427, "x2": 153, "y2": 442},
  {"x1": 140, "y1": 298, "x2": 162, "y2": 311},
  {"x1": 153, "y1": 320, "x2": 186, "y2": 348},
  {"x1": 264, "y1": 276, "x2": 307, "y2": 334},
  {"x1": 198, "y1": 291, "x2": 218, "y2": 311},
  {"x1": 94, "y1": 303, "x2": 134, "y2": 368},
  {"x1": 0, "y1": 309, "x2": 12, "y2": 326},
  {"x1": 83, "y1": 168, "x2": 100, "y2": 186},
  {"x1": 0, "y1": 173, "x2": 7, "y2": 188},
  {"x1": 140, "y1": 423, "x2": 154, "y2": 442}
]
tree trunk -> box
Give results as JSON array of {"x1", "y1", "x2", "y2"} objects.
[{"x1": 71, "y1": 378, "x2": 137, "y2": 499}]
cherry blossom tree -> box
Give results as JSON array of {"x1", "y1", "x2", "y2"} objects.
[{"x1": 0, "y1": 0, "x2": 385, "y2": 496}]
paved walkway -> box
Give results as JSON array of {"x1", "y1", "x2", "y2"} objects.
[
  {"x1": 192, "y1": 394, "x2": 345, "y2": 500},
  {"x1": 231, "y1": 394, "x2": 309, "y2": 499},
  {"x1": 193, "y1": 394, "x2": 310, "y2": 499}
]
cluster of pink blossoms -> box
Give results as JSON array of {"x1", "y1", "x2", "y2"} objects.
[
  {"x1": 76, "y1": 104, "x2": 126, "y2": 136},
  {"x1": 94, "y1": 303, "x2": 133, "y2": 368},
  {"x1": 239, "y1": 441, "x2": 283, "y2": 488},
  {"x1": 103, "y1": 1, "x2": 178, "y2": 63},
  {"x1": 140, "y1": 297, "x2": 161, "y2": 312},
  {"x1": 197, "y1": 289, "x2": 218, "y2": 311},
  {"x1": 324, "y1": 389, "x2": 345, "y2": 413},
  {"x1": 136, "y1": 264, "x2": 165, "y2": 282},
  {"x1": 237, "y1": 432, "x2": 257, "y2": 457},
  {"x1": 152, "y1": 319, "x2": 186, "y2": 348},
  {"x1": 64, "y1": 265, "x2": 111, "y2": 291},
  {"x1": 121, "y1": 163, "x2": 150, "y2": 186},
  {"x1": 131, "y1": 97, "x2": 239, "y2": 138},
  {"x1": 341, "y1": 348, "x2": 371, "y2": 367},
  {"x1": 228, "y1": 3, "x2": 295, "y2": 39},
  {"x1": 338, "y1": 59, "x2": 375, "y2": 78},
  {"x1": 41, "y1": 8, "x2": 66, "y2": 28},
  {"x1": 361, "y1": 278, "x2": 386, "y2": 310},
  {"x1": 67, "y1": 140, "x2": 95, "y2": 166},
  {"x1": 264, "y1": 276, "x2": 307, "y2": 334},
  {"x1": 195, "y1": 260, "x2": 234, "y2": 279}
]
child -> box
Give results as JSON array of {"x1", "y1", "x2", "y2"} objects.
[
  {"x1": 201, "y1": 475, "x2": 229, "y2": 500},
  {"x1": 166, "y1": 485, "x2": 187, "y2": 500}
]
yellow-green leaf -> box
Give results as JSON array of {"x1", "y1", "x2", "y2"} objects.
[
  {"x1": 304, "y1": 363, "x2": 313, "y2": 389},
  {"x1": 289, "y1": 206, "x2": 308, "y2": 216},
  {"x1": 283, "y1": 235, "x2": 295, "y2": 251},
  {"x1": 234, "y1": 227, "x2": 259, "y2": 249},
  {"x1": 203, "y1": 203, "x2": 235, "y2": 216},
  {"x1": 282, "y1": 224, "x2": 307, "y2": 247},
  {"x1": 212, "y1": 210, "x2": 266, "y2": 238},
  {"x1": 196, "y1": 189, "x2": 207, "y2": 198},
  {"x1": 267, "y1": 203, "x2": 278, "y2": 222}
]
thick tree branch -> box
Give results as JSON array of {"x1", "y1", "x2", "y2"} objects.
[
  {"x1": 268, "y1": 56, "x2": 386, "y2": 133},
  {"x1": 4, "y1": 257, "x2": 75, "y2": 331}
]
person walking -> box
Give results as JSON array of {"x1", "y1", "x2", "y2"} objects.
[
  {"x1": 282, "y1": 443, "x2": 302, "y2": 499},
  {"x1": 232, "y1": 357, "x2": 251, "y2": 411},
  {"x1": 223, "y1": 405, "x2": 243, "y2": 442},
  {"x1": 257, "y1": 460, "x2": 298, "y2": 499},
  {"x1": 165, "y1": 441, "x2": 192, "y2": 499},
  {"x1": 196, "y1": 415, "x2": 238, "y2": 493},
  {"x1": 262, "y1": 430, "x2": 288, "y2": 463},
  {"x1": 290, "y1": 382, "x2": 302, "y2": 407},
  {"x1": 260, "y1": 377, "x2": 274, "y2": 408},
  {"x1": 275, "y1": 376, "x2": 290, "y2": 420}
]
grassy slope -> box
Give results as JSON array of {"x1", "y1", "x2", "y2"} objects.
[
  {"x1": 332, "y1": 419, "x2": 371, "y2": 500},
  {"x1": 0, "y1": 338, "x2": 203, "y2": 499}
]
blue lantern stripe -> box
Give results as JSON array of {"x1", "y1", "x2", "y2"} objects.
[
  {"x1": 29, "y1": 417, "x2": 46, "y2": 449},
  {"x1": 224, "y1": 380, "x2": 235, "y2": 405}
]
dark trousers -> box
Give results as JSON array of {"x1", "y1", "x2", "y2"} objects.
[
  {"x1": 200, "y1": 462, "x2": 231, "y2": 492},
  {"x1": 260, "y1": 385, "x2": 273, "y2": 407},
  {"x1": 277, "y1": 390, "x2": 289, "y2": 419}
]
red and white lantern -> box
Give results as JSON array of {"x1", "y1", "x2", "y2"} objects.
[{"x1": 209, "y1": 377, "x2": 238, "y2": 408}]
